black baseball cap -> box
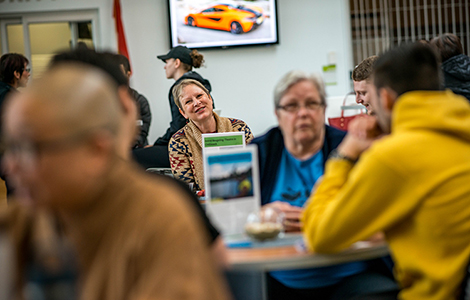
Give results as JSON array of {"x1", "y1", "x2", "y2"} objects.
[{"x1": 157, "y1": 46, "x2": 192, "y2": 66}]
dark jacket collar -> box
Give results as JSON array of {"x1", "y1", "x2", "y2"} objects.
[{"x1": 252, "y1": 125, "x2": 346, "y2": 205}]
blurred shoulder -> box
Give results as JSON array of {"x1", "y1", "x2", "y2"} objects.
[
  {"x1": 125, "y1": 167, "x2": 198, "y2": 225},
  {"x1": 325, "y1": 125, "x2": 347, "y2": 144}
]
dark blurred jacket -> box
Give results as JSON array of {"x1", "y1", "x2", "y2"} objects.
[
  {"x1": 441, "y1": 54, "x2": 470, "y2": 101},
  {"x1": 129, "y1": 88, "x2": 152, "y2": 148},
  {"x1": 0, "y1": 82, "x2": 16, "y2": 198},
  {"x1": 0, "y1": 81, "x2": 15, "y2": 140}
]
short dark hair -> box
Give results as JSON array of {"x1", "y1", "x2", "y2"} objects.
[
  {"x1": 0, "y1": 53, "x2": 29, "y2": 84},
  {"x1": 49, "y1": 48, "x2": 128, "y2": 87},
  {"x1": 115, "y1": 54, "x2": 131, "y2": 73},
  {"x1": 352, "y1": 56, "x2": 378, "y2": 81},
  {"x1": 430, "y1": 33, "x2": 464, "y2": 63},
  {"x1": 373, "y1": 43, "x2": 442, "y2": 96}
]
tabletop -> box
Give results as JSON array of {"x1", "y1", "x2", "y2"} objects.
[{"x1": 227, "y1": 234, "x2": 389, "y2": 271}]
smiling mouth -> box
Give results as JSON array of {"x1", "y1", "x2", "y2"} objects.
[{"x1": 195, "y1": 107, "x2": 205, "y2": 113}]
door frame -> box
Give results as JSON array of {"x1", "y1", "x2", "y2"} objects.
[{"x1": 0, "y1": 9, "x2": 99, "y2": 66}]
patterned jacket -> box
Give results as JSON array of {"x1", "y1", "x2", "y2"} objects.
[{"x1": 169, "y1": 113, "x2": 254, "y2": 190}]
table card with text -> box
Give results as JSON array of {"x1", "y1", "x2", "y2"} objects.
[{"x1": 204, "y1": 145, "x2": 261, "y2": 237}]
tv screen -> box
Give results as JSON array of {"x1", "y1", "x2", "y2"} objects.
[{"x1": 168, "y1": 0, "x2": 279, "y2": 49}]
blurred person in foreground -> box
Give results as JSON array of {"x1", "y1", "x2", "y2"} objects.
[
  {"x1": 0, "y1": 63, "x2": 230, "y2": 300},
  {"x1": 303, "y1": 43, "x2": 470, "y2": 300},
  {"x1": 431, "y1": 33, "x2": 470, "y2": 101},
  {"x1": 169, "y1": 79, "x2": 253, "y2": 191},
  {"x1": 251, "y1": 71, "x2": 397, "y2": 300},
  {"x1": 51, "y1": 48, "x2": 229, "y2": 269},
  {"x1": 352, "y1": 55, "x2": 379, "y2": 115},
  {"x1": 50, "y1": 48, "x2": 138, "y2": 160},
  {"x1": 114, "y1": 54, "x2": 152, "y2": 148}
]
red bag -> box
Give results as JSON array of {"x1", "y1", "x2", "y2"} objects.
[{"x1": 328, "y1": 92, "x2": 366, "y2": 131}]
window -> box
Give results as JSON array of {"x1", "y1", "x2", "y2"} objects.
[
  {"x1": 0, "y1": 10, "x2": 99, "y2": 79},
  {"x1": 350, "y1": 0, "x2": 470, "y2": 65}
]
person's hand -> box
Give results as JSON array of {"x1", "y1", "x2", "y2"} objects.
[
  {"x1": 366, "y1": 232, "x2": 385, "y2": 243},
  {"x1": 263, "y1": 201, "x2": 303, "y2": 232},
  {"x1": 337, "y1": 115, "x2": 384, "y2": 160}
]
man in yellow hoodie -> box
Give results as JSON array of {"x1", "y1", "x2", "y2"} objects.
[{"x1": 303, "y1": 42, "x2": 470, "y2": 300}]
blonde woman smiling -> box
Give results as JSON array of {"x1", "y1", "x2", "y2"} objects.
[{"x1": 169, "y1": 79, "x2": 253, "y2": 190}]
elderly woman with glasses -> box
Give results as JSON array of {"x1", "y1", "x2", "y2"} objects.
[
  {"x1": 251, "y1": 71, "x2": 397, "y2": 300},
  {"x1": 169, "y1": 79, "x2": 253, "y2": 191},
  {"x1": 252, "y1": 71, "x2": 345, "y2": 223}
]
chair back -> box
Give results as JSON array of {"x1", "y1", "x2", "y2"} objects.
[{"x1": 146, "y1": 167, "x2": 173, "y2": 177}]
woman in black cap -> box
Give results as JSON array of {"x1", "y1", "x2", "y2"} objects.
[{"x1": 132, "y1": 46, "x2": 213, "y2": 169}]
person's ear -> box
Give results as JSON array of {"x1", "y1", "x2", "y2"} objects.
[
  {"x1": 275, "y1": 108, "x2": 281, "y2": 122},
  {"x1": 379, "y1": 87, "x2": 397, "y2": 112},
  {"x1": 13, "y1": 70, "x2": 21, "y2": 80},
  {"x1": 174, "y1": 58, "x2": 181, "y2": 69},
  {"x1": 179, "y1": 107, "x2": 188, "y2": 120},
  {"x1": 88, "y1": 130, "x2": 114, "y2": 155},
  {"x1": 83, "y1": 130, "x2": 115, "y2": 174}
]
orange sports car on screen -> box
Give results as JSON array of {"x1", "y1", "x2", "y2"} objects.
[{"x1": 185, "y1": 4, "x2": 264, "y2": 34}]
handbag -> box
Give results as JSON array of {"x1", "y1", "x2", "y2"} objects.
[{"x1": 328, "y1": 92, "x2": 366, "y2": 131}]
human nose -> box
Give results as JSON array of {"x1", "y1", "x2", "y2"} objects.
[
  {"x1": 296, "y1": 104, "x2": 309, "y2": 115},
  {"x1": 193, "y1": 97, "x2": 202, "y2": 106}
]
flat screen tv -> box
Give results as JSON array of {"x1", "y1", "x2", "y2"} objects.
[{"x1": 168, "y1": 0, "x2": 279, "y2": 49}]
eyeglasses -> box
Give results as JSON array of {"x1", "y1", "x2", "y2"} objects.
[
  {"x1": 276, "y1": 101, "x2": 324, "y2": 113},
  {"x1": 21, "y1": 67, "x2": 31, "y2": 73},
  {"x1": 4, "y1": 125, "x2": 110, "y2": 167}
]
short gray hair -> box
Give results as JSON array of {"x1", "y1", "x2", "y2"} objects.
[{"x1": 274, "y1": 70, "x2": 327, "y2": 108}]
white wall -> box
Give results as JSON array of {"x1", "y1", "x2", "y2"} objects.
[{"x1": 0, "y1": 0, "x2": 354, "y2": 140}]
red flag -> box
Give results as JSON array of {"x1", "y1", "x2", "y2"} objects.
[{"x1": 113, "y1": 0, "x2": 130, "y2": 61}]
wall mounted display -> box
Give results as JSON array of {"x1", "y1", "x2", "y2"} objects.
[{"x1": 168, "y1": 0, "x2": 279, "y2": 49}]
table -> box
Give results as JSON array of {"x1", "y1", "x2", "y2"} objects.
[
  {"x1": 225, "y1": 234, "x2": 389, "y2": 300},
  {"x1": 228, "y1": 238, "x2": 389, "y2": 271}
]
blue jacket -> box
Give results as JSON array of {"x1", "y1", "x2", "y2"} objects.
[{"x1": 252, "y1": 125, "x2": 346, "y2": 205}]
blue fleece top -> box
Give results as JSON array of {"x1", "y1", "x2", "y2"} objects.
[{"x1": 270, "y1": 148, "x2": 323, "y2": 207}]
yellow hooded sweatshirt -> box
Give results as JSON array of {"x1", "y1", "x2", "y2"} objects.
[{"x1": 302, "y1": 90, "x2": 470, "y2": 300}]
